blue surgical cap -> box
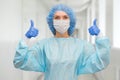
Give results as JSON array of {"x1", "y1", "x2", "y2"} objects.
[{"x1": 47, "y1": 4, "x2": 76, "y2": 36}]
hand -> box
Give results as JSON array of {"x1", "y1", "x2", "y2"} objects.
[
  {"x1": 88, "y1": 19, "x2": 100, "y2": 36},
  {"x1": 25, "y1": 20, "x2": 39, "y2": 39}
]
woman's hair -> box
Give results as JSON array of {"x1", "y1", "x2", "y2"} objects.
[{"x1": 47, "y1": 4, "x2": 76, "y2": 36}]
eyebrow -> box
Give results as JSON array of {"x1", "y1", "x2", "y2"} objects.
[
  {"x1": 54, "y1": 15, "x2": 69, "y2": 18},
  {"x1": 63, "y1": 15, "x2": 69, "y2": 17}
]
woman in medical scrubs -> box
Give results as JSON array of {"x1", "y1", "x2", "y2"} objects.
[{"x1": 13, "y1": 4, "x2": 111, "y2": 80}]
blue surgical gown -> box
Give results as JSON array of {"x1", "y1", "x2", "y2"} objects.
[{"x1": 13, "y1": 37, "x2": 110, "y2": 80}]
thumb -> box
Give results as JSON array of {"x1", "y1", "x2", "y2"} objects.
[
  {"x1": 93, "y1": 19, "x2": 97, "y2": 26},
  {"x1": 30, "y1": 20, "x2": 34, "y2": 29}
]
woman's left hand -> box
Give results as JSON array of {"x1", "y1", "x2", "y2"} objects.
[{"x1": 88, "y1": 19, "x2": 100, "y2": 36}]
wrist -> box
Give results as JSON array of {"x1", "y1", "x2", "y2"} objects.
[{"x1": 96, "y1": 32, "x2": 105, "y2": 38}]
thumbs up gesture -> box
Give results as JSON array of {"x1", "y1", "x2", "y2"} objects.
[
  {"x1": 25, "y1": 20, "x2": 39, "y2": 39},
  {"x1": 88, "y1": 19, "x2": 100, "y2": 36}
]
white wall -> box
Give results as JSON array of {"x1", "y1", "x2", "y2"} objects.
[
  {"x1": 0, "y1": 0, "x2": 22, "y2": 42},
  {"x1": 0, "y1": 0, "x2": 22, "y2": 80},
  {"x1": 113, "y1": 0, "x2": 120, "y2": 48},
  {"x1": 106, "y1": 0, "x2": 113, "y2": 44}
]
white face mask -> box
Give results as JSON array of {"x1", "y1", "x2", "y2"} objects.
[{"x1": 53, "y1": 20, "x2": 70, "y2": 34}]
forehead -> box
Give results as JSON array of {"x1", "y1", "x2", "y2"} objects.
[{"x1": 54, "y1": 11, "x2": 68, "y2": 16}]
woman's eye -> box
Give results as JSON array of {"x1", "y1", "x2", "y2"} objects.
[
  {"x1": 54, "y1": 16, "x2": 60, "y2": 19},
  {"x1": 54, "y1": 15, "x2": 69, "y2": 20},
  {"x1": 63, "y1": 16, "x2": 69, "y2": 19}
]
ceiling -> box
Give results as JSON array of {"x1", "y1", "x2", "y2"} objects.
[{"x1": 39, "y1": 0, "x2": 90, "y2": 13}]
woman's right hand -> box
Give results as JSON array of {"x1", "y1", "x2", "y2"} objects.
[{"x1": 25, "y1": 20, "x2": 39, "y2": 39}]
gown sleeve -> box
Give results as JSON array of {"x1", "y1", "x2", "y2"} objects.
[
  {"x1": 77, "y1": 37, "x2": 111, "y2": 75},
  {"x1": 13, "y1": 39, "x2": 46, "y2": 72}
]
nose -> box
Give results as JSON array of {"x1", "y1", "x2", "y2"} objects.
[{"x1": 59, "y1": 17, "x2": 64, "y2": 20}]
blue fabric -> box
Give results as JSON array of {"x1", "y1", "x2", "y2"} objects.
[
  {"x1": 13, "y1": 37, "x2": 110, "y2": 80},
  {"x1": 47, "y1": 4, "x2": 76, "y2": 36}
]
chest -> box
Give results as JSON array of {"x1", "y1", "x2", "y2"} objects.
[{"x1": 44, "y1": 40, "x2": 83, "y2": 66}]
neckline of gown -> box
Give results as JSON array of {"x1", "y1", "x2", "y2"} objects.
[{"x1": 52, "y1": 36, "x2": 73, "y2": 40}]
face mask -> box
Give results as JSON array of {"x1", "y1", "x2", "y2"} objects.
[{"x1": 53, "y1": 20, "x2": 70, "y2": 34}]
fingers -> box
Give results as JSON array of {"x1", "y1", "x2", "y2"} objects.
[
  {"x1": 88, "y1": 26, "x2": 95, "y2": 35},
  {"x1": 32, "y1": 29, "x2": 39, "y2": 37}
]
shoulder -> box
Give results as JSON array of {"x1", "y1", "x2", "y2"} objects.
[
  {"x1": 37, "y1": 37, "x2": 54, "y2": 45},
  {"x1": 95, "y1": 36, "x2": 110, "y2": 43},
  {"x1": 37, "y1": 37, "x2": 49, "y2": 42},
  {"x1": 69, "y1": 38, "x2": 89, "y2": 48},
  {"x1": 72, "y1": 37, "x2": 86, "y2": 43}
]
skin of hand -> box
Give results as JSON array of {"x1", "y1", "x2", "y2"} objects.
[
  {"x1": 25, "y1": 20, "x2": 39, "y2": 39},
  {"x1": 88, "y1": 19, "x2": 100, "y2": 36}
]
